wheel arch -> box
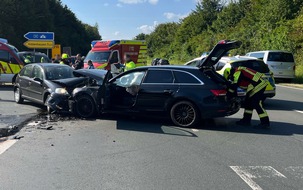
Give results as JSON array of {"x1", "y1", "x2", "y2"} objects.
[{"x1": 166, "y1": 97, "x2": 201, "y2": 116}]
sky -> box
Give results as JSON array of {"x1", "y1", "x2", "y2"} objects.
[{"x1": 60, "y1": 0, "x2": 198, "y2": 40}]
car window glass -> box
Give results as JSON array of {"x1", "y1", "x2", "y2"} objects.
[
  {"x1": 233, "y1": 60, "x2": 269, "y2": 73},
  {"x1": 215, "y1": 61, "x2": 226, "y2": 70},
  {"x1": 249, "y1": 53, "x2": 265, "y2": 59},
  {"x1": 0, "y1": 50, "x2": 9, "y2": 62},
  {"x1": 45, "y1": 66, "x2": 74, "y2": 80},
  {"x1": 115, "y1": 71, "x2": 145, "y2": 87},
  {"x1": 187, "y1": 61, "x2": 198, "y2": 67},
  {"x1": 174, "y1": 71, "x2": 201, "y2": 84},
  {"x1": 19, "y1": 66, "x2": 33, "y2": 78},
  {"x1": 109, "y1": 51, "x2": 119, "y2": 63},
  {"x1": 33, "y1": 66, "x2": 43, "y2": 79},
  {"x1": 143, "y1": 70, "x2": 174, "y2": 84},
  {"x1": 267, "y1": 52, "x2": 294, "y2": 62}
]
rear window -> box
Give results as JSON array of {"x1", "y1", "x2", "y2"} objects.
[
  {"x1": 143, "y1": 70, "x2": 174, "y2": 84},
  {"x1": 232, "y1": 60, "x2": 270, "y2": 73},
  {"x1": 174, "y1": 71, "x2": 201, "y2": 84},
  {"x1": 267, "y1": 52, "x2": 294, "y2": 62},
  {"x1": 248, "y1": 53, "x2": 265, "y2": 60}
]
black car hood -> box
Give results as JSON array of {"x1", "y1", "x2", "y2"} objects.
[
  {"x1": 198, "y1": 40, "x2": 242, "y2": 68},
  {"x1": 73, "y1": 69, "x2": 107, "y2": 81},
  {"x1": 52, "y1": 77, "x2": 88, "y2": 87}
]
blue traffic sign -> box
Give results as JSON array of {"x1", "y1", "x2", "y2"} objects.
[{"x1": 24, "y1": 32, "x2": 54, "y2": 41}]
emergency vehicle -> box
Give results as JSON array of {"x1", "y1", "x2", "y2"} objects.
[
  {"x1": 84, "y1": 40, "x2": 147, "y2": 70},
  {"x1": 0, "y1": 41, "x2": 24, "y2": 83}
]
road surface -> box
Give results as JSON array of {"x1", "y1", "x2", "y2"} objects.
[{"x1": 0, "y1": 85, "x2": 302, "y2": 190}]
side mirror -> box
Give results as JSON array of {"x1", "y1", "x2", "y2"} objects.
[{"x1": 34, "y1": 77, "x2": 43, "y2": 83}]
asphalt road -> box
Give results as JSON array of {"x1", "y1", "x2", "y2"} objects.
[{"x1": 0, "y1": 85, "x2": 303, "y2": 190}]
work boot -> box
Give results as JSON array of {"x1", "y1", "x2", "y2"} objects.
[
  {"x1": 254, "y1": 123, "x2": 271, "y2": 129},
  {"x1": 236, "y1": 119, "x2": 251, "y2": 126}
]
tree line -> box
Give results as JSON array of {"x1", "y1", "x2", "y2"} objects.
[
  {"x1": 0, "y1": 0, "x2": 101, "y2": 55},
  {"x1": 135, "y1": 0, "x2": 303, "y2": 79}
]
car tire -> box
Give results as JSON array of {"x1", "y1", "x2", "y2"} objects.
[
  {"x1": 75, "y1": 94, "x2": 96, "y2": 118},
  {"x1": 170, "y1": 101, "x2": 200, "y2": 128},
  {"x1": 14, "y1": 87, "x2": 24, "y2": 104}
]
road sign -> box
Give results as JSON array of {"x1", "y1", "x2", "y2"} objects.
[
  {"x1": 24, "y1": 32, "x2": 54, "y2": 41},
  {"x1": 52, "y1": 44, "x2": 61, "y2": 58},
  {"x1": 24, "y1": 40, "x2": 54, "y2": 49}
]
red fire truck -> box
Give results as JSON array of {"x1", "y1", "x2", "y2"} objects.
[{"x1": 84, "y1": 40, "x2": 147, "y2": 70}]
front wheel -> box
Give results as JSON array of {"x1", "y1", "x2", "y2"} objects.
[
  {"x1": 75, "y1": 95, "x2": 96, "y2": 118},
  {"x1": 170, "y1": 101, "x2": 200, "y2": 128},
  {"x1": 14, "y1": 87, "x2": 24, "y2": 104}
]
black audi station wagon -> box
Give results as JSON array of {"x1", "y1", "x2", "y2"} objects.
[{"x1": 70, "y1": 40, "x2": 243, "y2": 127}]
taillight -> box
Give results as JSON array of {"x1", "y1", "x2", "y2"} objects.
[
  {"x1": 211, "y1": 89, "x2": 227, "y2": 96},
  {"x1": 218, "y1": 40, "x2": 227, "y2": 44}
]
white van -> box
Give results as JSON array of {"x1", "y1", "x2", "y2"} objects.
[{"x1": 246, "y1": 50, "x2": 295, "y2": 80}]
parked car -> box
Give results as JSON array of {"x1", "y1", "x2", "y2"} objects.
[
  {"x1": 184, "y1": 56, "x2": 206, "y2": 67},
  {"x1": 18, "y1": 51, "x2": 50, "y2": 64},
  {"x1": 215, "y1": 56, "x2": 276, "y2": 100},
  {"x1": 13, "y1": 64, "x2": 77, "y2": 110},
  {"x1": 58, "y1": 40, "x2": 242, "y2": 128},
  {"x1": 246, "y1": 50, "x2": 295, "y2": 81}
]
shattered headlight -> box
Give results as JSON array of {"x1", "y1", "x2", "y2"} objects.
[{"x1": 55, "y1": 88, "x2": 68, "y2": 95}]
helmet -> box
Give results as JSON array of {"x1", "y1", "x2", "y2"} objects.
[
  {"x1": 224, "y1": 68, "x2": 231, "y2": 80},
  {"x1": 62, "y1": 53, "x2": 69, "y2": 59}
]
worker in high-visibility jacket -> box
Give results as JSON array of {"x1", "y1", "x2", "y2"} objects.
[
  {"x1": 123, "y1": 54, "x2": 136, "y2": 72},
  {"x1": 224, "y1": 66, "x2": 270, "y2": 129},
  {"x1": 60, "y1": 53, "x2": 70, "y2": 66}
]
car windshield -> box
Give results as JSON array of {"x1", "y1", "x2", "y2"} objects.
[
  {"x1": 84, "y1": 51, "x2": 111, "y2": 63},
  {"x1": 45, "y1": 66, "x2": 74, "y2": 80},
  {"x1": 19, "y1": 53, "x2": 50, "y2": 63},
  {"x1": 267, "y1": 52, "x2": 294, "y2": 62}
]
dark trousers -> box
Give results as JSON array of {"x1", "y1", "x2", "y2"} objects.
[{"x1": 242, "y1": 87, "x2": 270, "y2": 124}]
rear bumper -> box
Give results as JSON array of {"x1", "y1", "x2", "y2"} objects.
[{"x1": 200, "y1": 98, "x2": 241, "y2": 119}]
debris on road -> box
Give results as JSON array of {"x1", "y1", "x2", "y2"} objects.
[{"x1": 13, "y1": 135, "x2": 24, "y2": 140}]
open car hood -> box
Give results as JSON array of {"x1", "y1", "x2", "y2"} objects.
[
  {"x1": 52, "y1": 77, "x2": 88, "y2": 88},
  {"x1": 198, "y1": 40, "x2": 242, "y2": 68}
]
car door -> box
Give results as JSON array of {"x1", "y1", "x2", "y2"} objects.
[
  {"x1": 135, "y1": 69, "x2": 179, "y2": 112},
  {"x1": 106, "y1": 70, "x2": 146, "y2": 109},
  {"x1": 17, "y1": 65, "x2": 33, "y2": 97},
  {"x1": 28, "y1": 65, "x2": 45, "y2": 102}
]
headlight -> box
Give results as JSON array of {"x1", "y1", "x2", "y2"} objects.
[{"x1": 55, "y1": 88, "x2": 68, "y2": 95}]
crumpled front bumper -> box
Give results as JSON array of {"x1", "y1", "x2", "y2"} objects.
[{"x1": 47, "y1": 93, "x2": 71, "y2": 113}]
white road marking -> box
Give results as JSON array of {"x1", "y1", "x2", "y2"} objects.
[
  {"x1": 0, "y1": 139, "x2": 17, "y2": 155},
  {"x1": 191, "y1": 129, "x2": 199, "y2": 132},
  {"x1": 230, "y1": 166, "x2": 286, "y2": 190},
  {"x1": 285, "y1": 166, "x2": 303, "y2": 179},
  {"x1": 276, "y1": 84, "x2": 303, "y2": 91},
  {"x1": 294, "y1": 110, "x2": 303, "y2": 114}
]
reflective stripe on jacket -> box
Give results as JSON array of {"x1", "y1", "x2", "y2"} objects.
[{"x1": 232, "y1": 67, "x2": 267, "y2": 96}]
